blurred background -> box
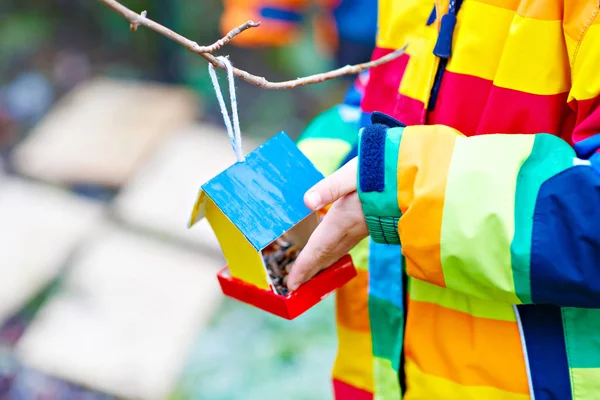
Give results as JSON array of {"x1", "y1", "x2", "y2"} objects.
[{"x1": 0, "y1": 0, "x2": 375, "y2": 399}]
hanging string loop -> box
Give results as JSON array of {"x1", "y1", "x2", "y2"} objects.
[{"x1": 208, "y1": 56, "x2": 245, "y2": 162}]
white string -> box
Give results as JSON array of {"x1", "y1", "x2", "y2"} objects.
[{"x1": 208, "y1": 56, "x2": 245, "y2": 162}]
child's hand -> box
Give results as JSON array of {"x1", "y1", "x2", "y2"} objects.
[{"x1": 287, "y1": 158, "x2": 368, "y2": 291}]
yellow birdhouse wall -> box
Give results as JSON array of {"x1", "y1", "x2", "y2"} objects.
[{"x1": 204, "y1": 199, "x2": 271, "y2": 290}]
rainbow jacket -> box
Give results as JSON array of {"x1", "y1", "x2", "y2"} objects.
[{"x1": 296, "y1": 0, "x2": 600, "y2": 399}]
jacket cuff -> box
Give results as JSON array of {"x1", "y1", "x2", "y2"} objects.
[{"x1": 357, "y1": 124, "x2": 403, "y2": 244}]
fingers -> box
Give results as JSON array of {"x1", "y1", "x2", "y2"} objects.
[
  {"x1": 304, "y1": 157, "x2": 358, "y2": 210},
  {"x1": 288, "y1": 192, "x2": 368, "y2": 291}
]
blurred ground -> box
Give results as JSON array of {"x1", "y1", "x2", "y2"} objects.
[{"x1": 0, "y1": 1, "x2": 362, "y2": 399}]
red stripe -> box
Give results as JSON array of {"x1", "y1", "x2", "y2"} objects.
[
  {"x1": 571, "y1": 95, "x2": 600, "y2": 145},
  {"x1": 361, "y1": 47, "x2": 409, "y2": 116},
  {"x1": 428, "y1": 71, "x2": 573, "y2": 137},
  {"x1": 394, "y1": 93, "x2": 426, "y2": 126},
  {"x1": 476, "y1": 86, "x2": 570, "y2": 136},
  {"x1": 333, "y1": 379, "x2": 373, "y2": 400},
  {"x1": 427, "y1": 72, "x2": 493, "y2": 135}
]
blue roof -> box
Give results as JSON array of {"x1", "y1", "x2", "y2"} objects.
[{"x1": 201, "y1": 132, "x2": 324, "y2": 250}]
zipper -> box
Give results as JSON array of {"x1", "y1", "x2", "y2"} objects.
[{"x1": 427, "y1": 0, "x2": 464, "y2": 112}]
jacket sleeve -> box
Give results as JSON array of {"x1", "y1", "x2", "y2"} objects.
[{"x1": 357, "y1": 119, "x2": 600, "y2": 307}]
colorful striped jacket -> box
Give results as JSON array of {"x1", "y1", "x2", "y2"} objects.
[{"x1": 298, "y1": 0, "x2": 600, "y2": 399}]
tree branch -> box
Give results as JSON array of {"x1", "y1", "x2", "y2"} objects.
[
  {"x1": 202, "y1": 20, "x2": 262, "y2": 53},
  {"x1": 98, "y1": 0, "x2": 406, "y2": 89}
]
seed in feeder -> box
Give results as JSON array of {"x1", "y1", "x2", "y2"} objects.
[
  {"x1": 285, "y1": 246, "x2": 298, "y2": 260},
  {"x1": 263, "y1": 237, "x2": 301, "y2": 296}
]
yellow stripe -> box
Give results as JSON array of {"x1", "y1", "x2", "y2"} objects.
[
  {"x1": 332, "y1": 324, "x2": 374, "y2": 393},
  {"x1": 398, "y1": 26, "x2": 439, "y2": 106},
  {"x1": 493, "y1": 15, "x2": 570, "y2": 95},
  {"x1": 571, "y1": 368, "x2": 600, "y2": 400},
  {"x1": 373, "y1": 357, "x2": 401, "y2": 400},
  {"x1": 376, "y1": 0, "x2": 432, "y2": 49},
  {"x1": 409, "y1": 279, "x2": 517, "y2": 322},
  {"x1": 446, "y1": 1, "x2": 515, "y2": 81},
  {"x1": 404, "y1": 359, "x2": 529, "y2": 400},
  {"x1": 570, "y1": 22, "x2": 600, "y2": 102},
  {"x1": 205, "y1": 199, "x2": 270, "y2": 289},
  {"x1": 565, "y1": 32, "x2": 579, "y2": 66},
  {"x1": 441, "y1": 134, "x2": 534, "y2": 303},
  {"x1": 448, "y1": 3, "x2": 570, "y2": 94}
]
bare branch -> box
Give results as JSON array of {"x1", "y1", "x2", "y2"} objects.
[
  {"x1": 100, "y1": 0, "x2": 249, "y2": 53},
  {"x1": 129, "y1": 10, "x2": 146, "y2": 31},
  {"x1": 98, "y1": 0, "x2": 406, "y2": 89},
  {"x1": 202, "y1": 47, "x2": 407, "y2": 89},
  {"x1": 203, "y1": 20, "x2": 262, "y2": 53}
]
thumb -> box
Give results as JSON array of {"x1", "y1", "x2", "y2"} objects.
[{"x1": 304, "y1": 157, "x2": 358, "y2": 210}]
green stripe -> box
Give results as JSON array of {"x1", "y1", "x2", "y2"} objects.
[
  {"x1": 409, "y1": 279, "x2": 516, "y2": 322},
  {"x1": 369, "y1": 295, "x2": 404, "y2": 370},
  {"x1": 511, "y1": 134, "x2": 575, "y2": 303},
  {"x1": 570, "y1": 368, "x2": 600, "y2": 399},
  {"x1": 359, "y1": 127, "x2": 403, "y2": 217},
  {"x1": 562, "y1": 308, "x2": 600, "y2": 368},
  {"x1": 441, "y1": 134, "x2": 534, "y2": 303},
  {"x1": 373, "y1": 357, "x2": 401, "y2": 400}
]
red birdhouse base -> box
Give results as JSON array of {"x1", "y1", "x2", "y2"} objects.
[{"x1": 216, "y1": 254, "x2": 356, "y2": 320}]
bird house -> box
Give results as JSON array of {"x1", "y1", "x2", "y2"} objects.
[{"x1": 188, "y1": 132, "x2": 356, "y2": 319}]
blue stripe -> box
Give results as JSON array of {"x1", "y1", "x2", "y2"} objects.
[
  {"x1": 358, "y1": 124, "x2": 387, "y2": 192},
  {"x1": 517, "y1": 305, "x2": 572, "y2": 400},
  {"x1": 259, "y1": 7, "x2": 303, "y2": 23},
  {"x1": 531, "y1": 165, "x2": 600, "y2": 307},
  {"x1": 369, "y1": 241, "x2": 404, "y2": 308},
  {"x1": 573, "y1": 133, "x2": 600, "y2": 159}
]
